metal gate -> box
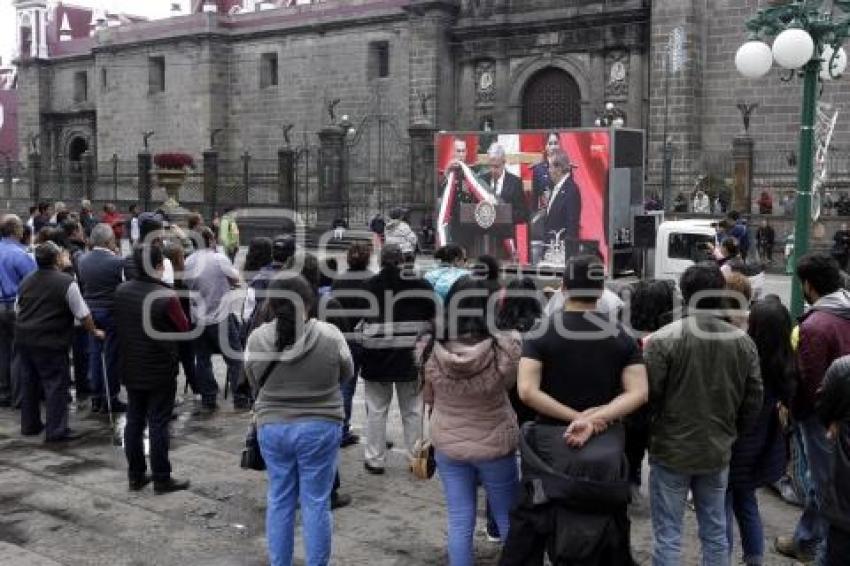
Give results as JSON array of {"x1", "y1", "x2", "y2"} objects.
[{"x1": 344, "y1": 90, "x2": 411, "y2": 227}]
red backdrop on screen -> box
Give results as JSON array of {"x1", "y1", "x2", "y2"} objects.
[
  {"x1": 561, "y1": 131, "x2": 610, "y2": 262},
  {"x1": 434, "y1": 130, "x2": 611, "y2": 265}
]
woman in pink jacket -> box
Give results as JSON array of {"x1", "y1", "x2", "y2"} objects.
[{"x1": 418, "y1": 276, "x2": 522, "y2": 566}]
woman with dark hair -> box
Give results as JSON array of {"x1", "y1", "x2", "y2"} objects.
[
  {"x1": 474, "y1": 254, "x2": 502, "y2": 298},
  {"x1": 496, "y1": 277, "x2": 543, "y2": 335},
  {"x1": 331, "y1": 242, "x2": 375, "y2": 447},
  {"x1": 531, "y1": 131, "x2": 561, "y2": 206},
  {"x1": 718, "y1": 237, "x2": 742, "y2": 277},
  {"x1": 418, "y1": 276, "x2": 521, "y2": 565},
  {"x1": 243, "y1": 236, "x2": 273, "y2": 276},
  {"x1": 425, "y1": 243, "x2": 469, "y2": 302},
  {"x1": 628, "y1": 279, "x2": 676, "y2": 337},
  {"x1": 725, "y1": 295, "x2": 796, "y2": 566},
  {"x1": 625, "y1": 279, "x2": 676, "y2": 494},
  {"x1": 245, "y1": 275, "x2": 353, "y2": 566}
]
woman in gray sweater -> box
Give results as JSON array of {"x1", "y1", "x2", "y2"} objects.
[{"x1": 245, "y1": 275, "x2": 354, "y2": 566}]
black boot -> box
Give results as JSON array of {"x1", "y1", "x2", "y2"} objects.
[
  {"x1": 129, "y1": 474, "x2": 152, "y2": 491},
  {"x1": 153, "y1": 477, "x2": 191, "y2": 495}
]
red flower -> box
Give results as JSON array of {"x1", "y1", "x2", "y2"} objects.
[{"x1": 154, "y1": 152, "x2": 195, "y2": 170}]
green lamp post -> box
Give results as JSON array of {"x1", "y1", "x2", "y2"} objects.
[{"x1": 735, "y1": 0, "x2": 850, "y2": 318}]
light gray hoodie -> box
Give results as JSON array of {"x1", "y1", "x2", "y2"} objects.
[
  {"x1": 384, "y1": 219, "x2": 418, "y2": 254},
  {"x1": 245, "y1": 319, "x2": 354, "y2": 426}
]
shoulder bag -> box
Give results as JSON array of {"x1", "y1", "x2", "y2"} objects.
[
  {"x1": 239, "y1": 358, "x2": 280, "y2": 471},
  {"x1": 410, "y1": 398, "x2": 436, "y2": 480}
]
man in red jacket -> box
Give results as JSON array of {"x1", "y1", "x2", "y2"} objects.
[
  {"x1": 101, "y1": 203, "x2": 124, "y2": 242},
  {"x1": 776, "y1": 253, "x2": 850, "y2": 563}
]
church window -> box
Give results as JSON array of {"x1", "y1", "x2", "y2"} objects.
[
  {"x1": 261, "y1": 52, "x2": 278, "y2": 88},
  {"x1": 73, "y1": 71, "x2": 88, "y2": 102},
  {"x1": 149, "y1": 56, "x2": 165, "y2": 93},
  {"x1": 369, "y1": 41, "x2": 390, "y2": 79}
]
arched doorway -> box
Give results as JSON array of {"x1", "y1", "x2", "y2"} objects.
[
  {"x1": 521, "y1": 68, "x2": 582, "y2": 129},
  {"x1": 68, "y1": 136, "x2": 88, "y2": 162}
]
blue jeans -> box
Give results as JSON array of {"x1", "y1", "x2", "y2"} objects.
[
  {"x1": 650, "y1": 461, "x2": 730, "y2": 566},
  {"x1": 88, "y1": 308, "x2": 120, "y2": 401},
  {"x1": 259, "y1": 420, "x2": 341, "y2": 566},
  {"x1": 725, "y1": 486, "x2": 764, "y2": 564},
  {"x1": 435, "y1": 450, "x2": 519, "y2": 566},
  {"x1": 194, "y1": 316, "x2": 242, "y2": 404},
  {"x1": 793, "y1": 416, "x2": 834, "y2": 566}
]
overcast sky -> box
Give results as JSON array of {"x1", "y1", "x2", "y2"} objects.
[{"x1": 0, "y1": 1, "x2": 190, "y2": 66}]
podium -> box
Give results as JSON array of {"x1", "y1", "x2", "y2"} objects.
[{"x1": 457, "y1": 203, "x2": 516, "y2": 258}]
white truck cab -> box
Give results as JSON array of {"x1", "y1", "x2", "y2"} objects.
[{"x1": 653, "y1": 219, "x2": 717, "y2": 282}]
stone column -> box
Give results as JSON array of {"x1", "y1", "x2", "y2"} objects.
[
  {"x1": 732, "y1": 136, "x2": 754, "y2": 214},
  {"x1": 203, "y1": 150, "x2": 219, "y2": 218},
  {"x1": 317, "y1": 126, "x2": 345, "y2": 226},
  {"x1": 138, "y1": 152, "x2": 152, "y2": 211},
  {"x1": 648, "y1": 0, "x2": 704, "y2": 201},
  {"x1": 2, "y1": 158, "x2": 12, "y2": 198},
  {"x1": 28, "y1": 152, "x2": 41, "y2": 204},
  {"x1": 81, "y1": 151, "x2": 95, "y2": 201},
  {"x1": 409, "y1": 121, "x2": 437, "y2": 225},
  {"x1": 278, "y1": 147, "x2": 295, "y2": 210},
  {"x1": 406, "y1": 0, "x2": 457, "y2": 128},
  {"x1": 241, "y1": 151, "x2": 251, "y2": 206},
  {"x1": 627, "y1": 49, "x2": 644, "y2": 129}
]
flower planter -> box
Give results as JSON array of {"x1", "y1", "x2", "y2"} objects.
[{"x1": 156, "y1": 168, "x2": 187, "y2": 208}]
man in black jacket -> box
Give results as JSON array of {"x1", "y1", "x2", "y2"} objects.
[
  {"x1": 61, "y1": 218, "x2": 92, "y2": 405},
  {"x1": 817, "y1": 355, "x2": 850, "y2": 564},
  {"x1": 359, "y1": 244, "x2": 436, "y2": 474},
  {"x1": 17, "y1": 242, "x2": 104, "y2": 442},
  {"x1": 77, "y1": 223, "x2": 127, "y2": 413},
  {"x1": 543, "y1": 150, "x2": 582, "y2": 250},
  {"x1": 114, "y1": 244, "x2": 191, "y2": 494}
]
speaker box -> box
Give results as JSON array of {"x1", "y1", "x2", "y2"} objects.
[{"x1": 634, "y1": 215, "x2": 657, "y2": 249}]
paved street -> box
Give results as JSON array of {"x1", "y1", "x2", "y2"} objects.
[{"x1": 0, "y1": 317, "x2": 803, "y2": 566}]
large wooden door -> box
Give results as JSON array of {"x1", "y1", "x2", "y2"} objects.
[{"x1": 521, "y1": 67, "x2": 582, "y2": 129}]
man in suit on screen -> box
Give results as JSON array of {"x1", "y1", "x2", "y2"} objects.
[
  {"x1": 543, "y1": 149, "x2": 582, "y2": 249},
  {"x1": 480, "y1": 143, "x2": 529, "y2": 226},
  {"x1": 480, "y1": 143, "x2": 530, "y2": 260}
]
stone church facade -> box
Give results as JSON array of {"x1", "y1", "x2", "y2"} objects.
[{"x1": 12, "y1": 0, "x2": 850, "y2": 215}]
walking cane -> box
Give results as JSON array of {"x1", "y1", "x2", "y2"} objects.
[{"x1": 101, "y1": 355, "x2": 120, "y2": 448}]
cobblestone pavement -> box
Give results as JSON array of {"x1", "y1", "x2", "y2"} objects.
[{"x1": 0, "y1": 359, "x2": 805, "y2": 566}]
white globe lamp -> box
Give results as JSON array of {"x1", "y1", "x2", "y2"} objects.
[
  {"x1": 772, "y1": 28, "x2": 815, "y2": 69},
  {"x1": 735, "y1": 40, "x2": 774, "y2": 78},
  {"x1": 820, "y1": 45, "x2": 848, "y2": 80}
]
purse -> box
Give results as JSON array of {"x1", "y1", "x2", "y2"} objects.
[
  {"x1": 409, "y1": 401, "x2": 436, "y2": 480},
  {"x1": 239, "y1": 359, "x2": 280, "y2": 471}
]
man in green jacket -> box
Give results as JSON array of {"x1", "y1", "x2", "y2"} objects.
[
  {"x1": 644, "y1": 263, "x2": 762, "y2": 566},
  {"x1": 218, "y1": 207, "x2": 239, "y2": 264}
]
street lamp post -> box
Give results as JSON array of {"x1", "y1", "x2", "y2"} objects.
[
  {"x1": 594, "y1": 102, "x2": 626, "y2": 128},
  {"x1": 735, "y1": 0, "x2": 850, "y2": 318}
]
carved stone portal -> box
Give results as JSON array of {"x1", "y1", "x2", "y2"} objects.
[
  {"x1": 605, "y1": 51, "x2": 629, "y2": 99},
  {"x1": 475, "y1": 60, "x2": 496, "y2": 104}
]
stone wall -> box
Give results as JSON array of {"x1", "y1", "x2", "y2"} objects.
[
  {"x1": 648, "y1": 0, "x2": 850, "y2": 198},
  {"x1": 227, "y1": 23, "x2": 412, "y2": 160},
  {"x1": 94, "y1": 38, "x2": 221, "y2": 160}
]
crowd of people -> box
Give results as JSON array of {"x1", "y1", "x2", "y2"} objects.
[{"x1": 1, "y1": 199, "x2": 850, "y2": 566}]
